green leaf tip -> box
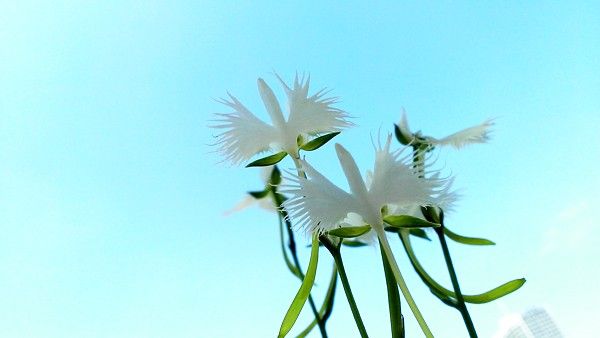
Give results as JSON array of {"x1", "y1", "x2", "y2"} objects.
[
  {"x1": 409, "y1": 228, "x2": 432, "y2": 241},
  {"x1": 246, "y1": 151, "x2": 288, "y2": 167},
  {"x1": 384, "y1": 215, "x2": 440, "y2": 229},
  {"x1": 463, "y1": 278, "x2": 526, "y2": 304},
  {"x1": 328, "y1": 225, "x2": 371, "y2": 238},
  {"x1": 300, "y1": 132, "x2": 341, "y2": 151},
  {"x1": 278, "y1": 236, "x2": 320, "y2": 338},
  {"x1": 444, "y1": 227, "x2": 495, "y2": 246},
  {"x1": 248, "y1": 190, "x2": 269, "y2": 199},
  {"x1": 342, "y1": 239, "x2": 369, "y2": 247}
]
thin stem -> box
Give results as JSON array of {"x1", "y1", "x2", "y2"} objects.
[
  {"x1": 380, "y1": 241, "x2": 405, "y2": 338},
  {"x1": 375, "y1": 225, "x2": 433, "y2": 338},
  {"x1": 435, "y1": 225, "x2": 478, "y2": 337},
  {"x1": 320, "y1": 236, "x2": 369, "y2": 338}
]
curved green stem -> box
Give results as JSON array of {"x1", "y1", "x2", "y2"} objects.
[
  {"x1": 375, "y1": 225, "x2": 433, "y2": 338},
  {"x1": 320, "y1": 236, "x2": 369, "y2": 338}
]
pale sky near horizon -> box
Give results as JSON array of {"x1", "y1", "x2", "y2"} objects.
[{"x1": 1, "y1": 1, "x2": 599, "y2": 337}]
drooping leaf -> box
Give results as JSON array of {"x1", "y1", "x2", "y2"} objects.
[
  {"x1": 444, "y1": 227, "x2": 495, "y2": 246},
  {"x1": 279, "y1": 236, "x2": 320, "y2": 338},
  {"x1": 246, "y1": 151, "x2": 288, "y2": 167},
  {"x1": 328, "y1": 225, "x2": 371, "y2": 238},
  {"x1": 462, "y1": 279, "x2": 526, "y2": 304},
  {"x1": 300, "y1": 132, "x2": 341, "y2": 151},
  {"x1": 400, "y1": 232, "x2": 524, "y2": 304},
  {"x1": 248, "y1": 189, "x2": 269, "y2": 199},
  {"x1": 408, "y1": 228, "x2": 431, "y2": 241},
  {"x1": 384, "y1": 215, "x2": 440, "y2": 229}
]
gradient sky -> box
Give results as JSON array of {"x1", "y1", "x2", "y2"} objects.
[{"x1": 1, "y1": 1, "x2": 599, "y2": 337}]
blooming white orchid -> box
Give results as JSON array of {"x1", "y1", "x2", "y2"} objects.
[
  {"x1": 282, "y1": 136, "x2": 452, "y2": 337},
  {"x1": 397, "y1": 110, "x2": 494, "y2": 149},
  {"x1": 283, "y1": 136, "x2": 453, "y2": 234},
  {"x1": 212, "y1": 74, "x2": 352, "y2": 165}
]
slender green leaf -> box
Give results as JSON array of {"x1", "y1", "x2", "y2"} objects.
[
  {"x1": 300, "y1": 132, "x2": 340, "y2": 151},
  {"x1": 342, "y1": 239, "x2": 369, "y2": 248},
  {"x1": 462, "y1": 279, "x2": 526, "y2": 304},
  {"x1": 248, "y1": 190, "x2": 269, "y2": 199},
  {"x1": 384, "y1": 215, "x2": 439, "y2": 229},
  {"x1": 444, "y1": 227, "x2": 495, "y2": 246},
  {"x1": 296, "y1": 265, "x2": 338, "y2": 338},
  {"x1": 409, "y1": 228, "x2": 431, "y2": 241},
  {"x1": 328, "y1": 225, "x2": 371, "y2": 238},
  {"x1": 246, "y1": 151, "x2": 288, "y2": 167},
  {"x1": 279, "y1": 236, "x2": 320, "y2": 338}
]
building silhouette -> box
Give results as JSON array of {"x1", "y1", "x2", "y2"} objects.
[{"x1": 502, "y1": 307, "x2": 563, "y2": 338}]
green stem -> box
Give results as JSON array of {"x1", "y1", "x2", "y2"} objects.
[
  {"x1": 380, "y1": 241, "x2": 405, "y2": 338},
  {"x1": 320, "y1": 236, "x2": 369, "y2": 338},
  {"x1": 435, "y1": 225, "x2": 478, "y2": 337},
  {"x1": 375, "y1": 225, "x2": 433, "y2": 338}
]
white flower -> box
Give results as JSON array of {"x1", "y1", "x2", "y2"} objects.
[
  {"x1": 398, "y1": 110, "x2": 494, "y2": 149},
  {"x1": 282, "y1": 136, "x2": 453, "y2": 234},
  {"x1": 211, "y1": 74, "x2": 352, "y2": 165}
]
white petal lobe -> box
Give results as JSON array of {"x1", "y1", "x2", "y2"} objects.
[
  {"x1": 281, "y1": 161, "x2": 359, "y2": 234},
  {"x1": 212, "y1": 94, "x2": 278, "y2": 165},
  {"x1": 432, "y1": 119, "x2": 494, "y2": 149},
  {"x1": 369, "y1": 136, "x2": 443, "y2": 208},
  {"x1": 283, "y1": 75, "x2": 352, "y2": 136}
]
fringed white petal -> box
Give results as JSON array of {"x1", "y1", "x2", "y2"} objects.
[
  {"x1": 369, "y1": 135, "x2": 444, "y2": 208},
  {"x1": 211, "y1": 94, "x2": 279, "y2": 165},
  {"x1": 430, "y1": 119, "x2": 494, "y2": 149},
  {"x1": 281, "y1": 160, "x2": 359, "y2": 234},
  {"x1": 277, "y1": 73, "x2": 353, "y2": 136}
]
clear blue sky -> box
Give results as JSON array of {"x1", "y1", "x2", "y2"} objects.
[{"x1": 1, "y1": 1, "x2": 599, "y2": 337}]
